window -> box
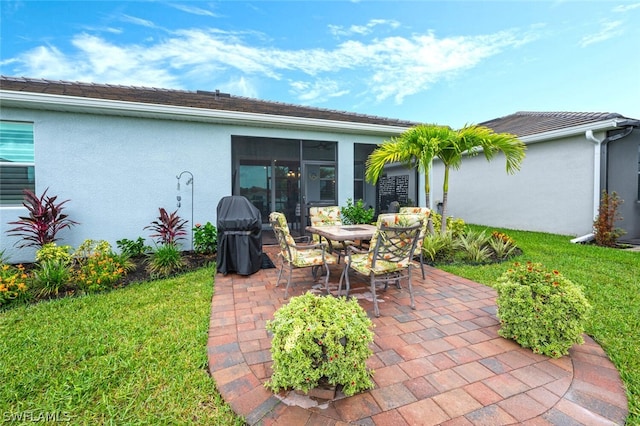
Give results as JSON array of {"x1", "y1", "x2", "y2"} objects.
[{"x1": 0, "y1": 121, "x2": 35, "y2": 205}]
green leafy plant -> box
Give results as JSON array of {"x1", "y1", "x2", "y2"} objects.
[
  {"x1": 35, "y1": 242, "x2": 73, "y2": 264},
  {"x1": 193, "y1": 222, "x2": 217, "y2": 254},
  {"x1": 116, "y1": 237, "x2": 151, "y2": 258},
  {"x1": 340, "y1": 198, "x2": 375, "y2": 225},
  {"x1": 430, "y1": 213, "x2": 466, "y2": 237},
  {"x1": 144, "y1": 208, "x2": 188, "y2": 245},
  {"x1": 495, "y1": 261, "x2": 591, "y2": 358},
  {"x1": 266, "y1": 293, "x2": 375, "y2": 397},
  {"x1": 0, "y1": 263, "x2": 30, "y2": 307},
  {"x1": 489, "y1": 231, "x2": 518, "y2": 260},
  {"x1": 458, "y1": 229, "x2": 491, "y2": 264},
  {"x1": 74, "y1": 240, "x2": 134, "y2": 293},
  {"x1": 7, "y1": 188, "x2": 79, "y2": 248},
  {"x1": 422, "y1": 231, "x2": 460, "y2": 263},
  {"x1": 32, "y1": 259, "x2": 72, "y2": 298},
  {"x1": 146, "y1": 243, "x2": 185, "y2": 278},
  {"x1": 593, "y1": 190, "x2": 625, "y2": 247}
]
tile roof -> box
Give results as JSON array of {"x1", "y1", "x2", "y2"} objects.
[
  {"x1": 0, "y1": 76, "x2": 416, "y2": 127},
  {"x1": 480, "y1": 111, "x2": 629, "y2": 137}
]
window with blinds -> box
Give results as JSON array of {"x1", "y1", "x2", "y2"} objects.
[{"x1": 0, "y1": 121, "x2": 35, "y2": 205}]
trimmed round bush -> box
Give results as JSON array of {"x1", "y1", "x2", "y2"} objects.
[
  {"x1": 266, "y1": 292, "x2": 375, "y2": 396},
  {"x1": 495, "y1": 261, "x2": 591, "y2": 358}
]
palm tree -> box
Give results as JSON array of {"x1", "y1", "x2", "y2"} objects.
[
  {"x1": 366, "y1": 124, "x2": 526, "y2": 234},
  {"x1": 365, "y1": 124, "x2": 451, "y2": 232}
]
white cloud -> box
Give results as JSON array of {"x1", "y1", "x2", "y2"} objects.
[
  {"x1": 329, "y1": 19, "x2": 401, "y2": 37},
  {"x1": 168, "y1": 3, "x2": 218, "y2": 17},
  {"x1": 613, "y1": 3, "x2": 640, "y2": 13},
  {"x1": 2, "y1": 23, "x2": 534, "y2": 105},
  {"x1": 580, "y1": 20, "x2": 623, "y2": 47},
  {"x1": 120, "y1": 14, "x2": 156, "y2": 28}
]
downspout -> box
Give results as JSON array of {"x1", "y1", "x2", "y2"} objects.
[
  {"x1": 572, "y1": 129, "x2": 606, "y2": 244},
  {"x1": 585, "y1": 129, "x2": 605, "y2": 221}
]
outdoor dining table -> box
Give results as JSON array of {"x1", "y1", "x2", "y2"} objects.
[{"x1": 305, "y1": 224, "x2": 377, "y2": 243}]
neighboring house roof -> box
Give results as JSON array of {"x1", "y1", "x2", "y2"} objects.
[
  {"x1": 480, "y1": 111, "x2": 638, "y2": 138},
  {"x1": 0, "y1": 76, "x2": 416, "y2": 129}
]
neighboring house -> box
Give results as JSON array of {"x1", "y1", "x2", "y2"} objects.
[
  {"x1": 0, "y1": 76, "x2": 419, "y2": 263},
  {"x1": 430, "y1": 111, "x2": 640, "y2": 244}
]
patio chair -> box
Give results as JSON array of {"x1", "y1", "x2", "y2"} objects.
[
  {"x1": 309, "y1": 206, "x2": 352, "y2": 263},
  {"x1": 399, "y1": 206, "x2": 431, "y2": 279},
  {"x1": 269, "y1": 212, "x2": 338, "y2": 298},
  {"x1": 338, "y1": 213, "x2": 423, "y2": 317}
]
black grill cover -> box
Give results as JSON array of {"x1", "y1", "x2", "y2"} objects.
[{"x1": 216, "y1": 196, "x2": 263, "y2": 275}]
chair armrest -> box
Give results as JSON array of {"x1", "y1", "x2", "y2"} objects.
[
  {"x1": 293, "y1": 235, "x2": 311, "y2": 243},
  {"x1": 346, "y1": 245, "x2": 368, "y2": 255}
]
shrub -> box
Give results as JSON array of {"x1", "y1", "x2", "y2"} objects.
[
  {"x1": 144, "y1": 208, "x2": 188, "y2": 245},
  {"x1": 7, "y1": 188, "x2": 79, "y2": 249},
  {"x1": 489, "y1": 231, "x2": 518, "y2": 260},
  {"x1": 116, "y1": 237, "x2": 151, "y2": 257},
  {"x1": 422, "y1": 231, "x2": 460, "y2": 263},
  {"x1": 495, "y1": 262, "x2": 591, "y2": 358},
  {"x1": 0, "y1": 264, "x2": 30, "y2": 307},
  {"x1": 458, "y1": 229, "x2": 492, "y2": 264},
  {"x1": 74, "y1": 240, "x2": 133, "y2": 293},
  {"x1": 32, "y1": 259, "x2": 73, "y2": 298},
  {"x1": 35, "y1": 242, "x2": 73, "y2": 264},
  {"x1": 341, "y1": 198, "x2": 375, "y2": 225},
  {"x1": 430, "y1": 213, "x2": 466, "y2": 237},
  {"x1": 593, "y1": 190, "x2": 625, "y2": 247},
  {"x1": 266, "y1": 293, "x2": 375, "y2": 397},
  {"x1": 193, "y1": 222, "x2": 217, "y2": 254},
  {"x1": 147, "y1": 243, "x2": 185, "y2": 278}
]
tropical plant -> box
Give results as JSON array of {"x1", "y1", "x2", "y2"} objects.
[
  {"x1": 421, "y1": 231, "x2": 460, "y2": 263},
  {"x1": 430, "y1": 213, "x2": 466, "y2": 237},
  {"x1": 266, "y1": 293, "x2": 375, "y2": 397},
  {"x1": 365, "y1": 124, "x2": 525, "y2": 234},
  {"x1": 489, "y1": 231, "x2": 518, "y2": 260},
  {"x1": 593, "y1": 190, "x2": 625, "y2": 247},
  {"x1": 6, "y1": 188, "x2": 79, "y2": 248},
  {"x1": 144, "y1": 208, "x2": 188, "y2": 245},
  {"x1": 495, "y1": 261, "x2": 591, "y2": 358},
  {"x1": 193, "y1": 222, "x2": 218, "y2": 254},
  {"x1": 458, "y1": 229, "x2": 492, "y2": 264},
  {"x1": 146, "y1": 243, "x2": 185, "y2": 278},
  {"x1": 32, "y1": 259, "x2": 72, "y2": 298},
  {"x1": 116, "y1": 237, "x2": 151, "y2": 258},
  {"x1": 340, "y1": 198, "x2": 375, "y2": 225}
]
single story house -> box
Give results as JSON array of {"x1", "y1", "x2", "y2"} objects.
[
  {"x1": 2, "y1": 77, "x2": 638, "y2": 263},
  {"x1": 0, "y1": 76, "x2": 420, "y2": 263},
  {"x1": 430, "y1": 111, "x2": 640, "y2": 244}
]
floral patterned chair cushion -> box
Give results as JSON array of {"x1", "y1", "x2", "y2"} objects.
[
  {"x1": 269, "y1": 212, "x2": 337, "y2": 297},
  {"x1": 308, "y1": 206, "x2": 352, "y2": 260},
  {"x1": 399, "y1": 207, "x2": 431, "y2": 278},
  {"x1": 339, "y1": 213, "x2": 423, "y2": 317}
]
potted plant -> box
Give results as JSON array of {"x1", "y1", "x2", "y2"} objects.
[
  {"x1": 495, "y1": 261, "x2": 591, "y2": 358},
  {"x1": 265, "y1": 292, "x2": 375, "y2": 397}
]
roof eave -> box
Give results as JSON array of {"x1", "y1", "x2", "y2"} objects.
[
  {"x1": 0, "y1": 90, "x2": 411, "y2": 136},
  {"x1": 519, "y1": 119, "x2": 633, "y2": 144}
]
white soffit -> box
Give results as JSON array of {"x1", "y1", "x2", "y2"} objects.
[{"x1": 0, "y1": 90, "x2": 410, "y2": 136}]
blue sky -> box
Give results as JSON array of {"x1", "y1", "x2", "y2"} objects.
[{"x1": 1, "y1": 1, "x2": 639, "y2": 128}]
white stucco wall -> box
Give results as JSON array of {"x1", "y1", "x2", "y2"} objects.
[
  {"x1": 0, "y1": 106, "x2": 388, "y2": 262},
  {"x1": 430, "y1": 135, "x2": 597, "y2": 236}
]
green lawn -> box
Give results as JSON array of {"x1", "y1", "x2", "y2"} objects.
[
  {"x1": 439, "y1": 226, "x2": 640, "y2": 425},
  {"x1": 1, "y1": 228, "x2": 638, "y2": 425},
  {"x1": 0, "y1": 265, "x2": 244, "y2": 425}
]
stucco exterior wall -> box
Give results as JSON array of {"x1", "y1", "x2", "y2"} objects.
[
  {"x1": 0, "y1": 107, "x2": 386, "y2": 262},
  {"x1": 430, "y1": 135, "x2": 596, "y2": 236}
]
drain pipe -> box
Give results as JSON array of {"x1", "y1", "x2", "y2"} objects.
[
  {"x1": 571, "y1": 129, "x2": 606, "y2": 244},
  {"x1": 585, "y1": 129, "x2": 605, "y2": 221}
]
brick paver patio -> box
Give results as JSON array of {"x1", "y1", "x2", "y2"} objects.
[{"x1": 207, "y1": 246, "x2": 628, "y2": 425}]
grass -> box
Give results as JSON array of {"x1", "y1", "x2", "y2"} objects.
[
  {"x1": 0, "y1": 265, "x2": 244, "y2": 425},
  {"x1": 438, "y1": 226, "x2": 640, "y2": 425}
]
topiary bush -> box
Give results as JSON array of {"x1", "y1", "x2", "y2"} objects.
[
  {"x1": 265, "y1": 292, "x2": 375, "y2": 397},
  {"x1": 495, "y1": 261, "x2": 591, "y2": 358}
]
